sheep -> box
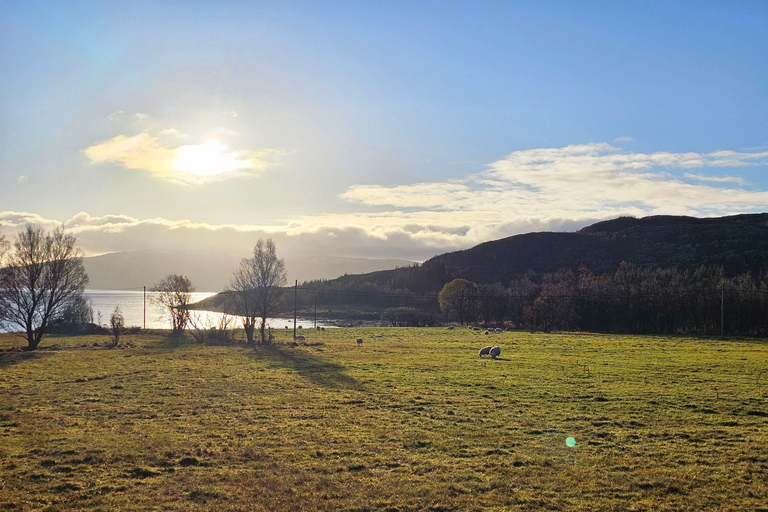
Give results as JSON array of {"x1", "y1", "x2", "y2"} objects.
[
  {"x1": 294, "y1": 334, "x2": 306, "y2": 342},
  {"x1": 356, "y1": 337, "x2": 363, "y2": 346},
  {"x1": 478, "y1": 346, "x2": 492, "y2": 357},
  {"x1": 490, "y1": 346, "x2": 501, "y2": 359},
  {"x1": 495, "y1": 328, "x2": 503, "y2": 333},
  {"x1": 447, "y1": 326, "x2": 454, "y2": 330},
  {"x1": 484, "y1": 330, "x2": 490, "y2": 335}
]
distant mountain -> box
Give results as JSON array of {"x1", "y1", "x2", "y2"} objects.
[
  {"x1": 82, "y1": 250, "x2": 414, "y2": 292},
  {"x1": 82, "y1": 250, "x2": 241, "y2": 292},
  {"x1": 328, "y1": 213, "x2": 768, "y2": 293}
]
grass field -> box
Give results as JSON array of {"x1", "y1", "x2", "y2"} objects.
[{"x1": 1, "y1": 328, "x2": 767, "y2": 511}]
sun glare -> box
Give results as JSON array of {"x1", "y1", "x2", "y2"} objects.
[{"x1": 173, "y1": 140, "x2": 248, "y2": 177}]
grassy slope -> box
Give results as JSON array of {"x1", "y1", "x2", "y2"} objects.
[{"x1": 1, "y1": 329, "x2": 767, "y2": 511}]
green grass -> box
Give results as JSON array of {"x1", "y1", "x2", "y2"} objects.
[{"x1": 1, "y1": 328, "x2": 767, "y2": 511}]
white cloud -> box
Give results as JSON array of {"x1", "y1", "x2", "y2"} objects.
[
  {"x1": 158, "y1": 128, "x2": 187, "y2": 137},
  {"x1": 84, "y1": 133, "x2": 176, "y2": 173},
  {"x1": 0, "y1": 211, "x2": 61, "y2": 232},
  {"x1": 107, "y1": 110, "x2": 125, "y2": 121},
  {"x1": 7, "y1": 143, "x2": 768, "y2": 262},
  {"x1": 17, "y1": 175, "x2": 28, "y2": 183},
  {"x1": 340, "y1": 144, "x2": 768, "y2": 222},
  {"x1": 84, "y1": 131, "x2": 284, "y2": 185},
  {"x1": 683, "y1": 172, "x2": 745, "y2": 185}
]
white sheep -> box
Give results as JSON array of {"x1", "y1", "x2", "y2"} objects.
[
  {"x1": 490, "y1": 346, "x2": 501, "y2": 359},
  {"x1": 356, "y1": 337, "x2": 363, "y2": 346},
  {"x1": 447, "y1": 326, "x2": 454, "y2": 330},
  {"x1": 478, "y1": 346, "x2": 492, "y2": 357},
  {"x1": 495, "y1": 328, "x2": 503, "y2": 333}
]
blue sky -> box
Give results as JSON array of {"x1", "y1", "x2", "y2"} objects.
[{"x1": 1, "y1": 1, "x2": 767, "y2": 261}]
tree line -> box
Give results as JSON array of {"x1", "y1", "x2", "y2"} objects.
[
  {"x1": 438, "y1": 263, "x2": 768, "y2": 335},
  {"x1": 1, "y1": 225, "x2": 287, "y2": 350}
]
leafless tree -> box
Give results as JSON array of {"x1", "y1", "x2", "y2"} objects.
[
  {"x1": 228, "y1": 238, "x2": 286, "y2": 343},
  {"x1": 151, "y1": 274, "x2": 194, "y2": 333},
  {"x1": 0, "y1": 226, "x2": 89, "y2": 351}
]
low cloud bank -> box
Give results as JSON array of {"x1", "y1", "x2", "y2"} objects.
[{"x1": 4, "y1": 143, "x2": 767, "y2": 261}]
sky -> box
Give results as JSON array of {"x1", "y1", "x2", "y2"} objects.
[{"x1": 1, "y1": 0, "x2": 767, "y2": 263}]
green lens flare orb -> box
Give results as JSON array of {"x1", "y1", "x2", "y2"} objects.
[{"x1": 566, "y1": 437, "x2": 576, "y2": 447}]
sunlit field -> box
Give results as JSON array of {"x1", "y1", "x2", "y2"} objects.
[{"x1": 1, "y1": 328, "x2": 767, "y2": 511}]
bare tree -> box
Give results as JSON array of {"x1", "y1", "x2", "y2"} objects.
[
  {"x1": 228, "y1": 239, "x2": 286, "y2": 343},
  {"x1": 229, "y1": 260, "x2": 259, "y2": 343},
  {"x1": 0, "y1": 226, "x2": 89, "y2": 351},
  {"x1": 151, "y1": 274, "x2": 194, "y2": 333}
]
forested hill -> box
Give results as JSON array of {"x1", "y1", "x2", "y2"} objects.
[{"x1": 326, "y1": 213, "x2": 768, "y2": 293}]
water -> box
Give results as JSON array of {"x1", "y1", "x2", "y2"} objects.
[
  {"x1": 85, "y1": 289, "x2": 330, "y2": 330},
  {"x1": 86, "y1": 289, "x2": 215, "y2": 329}
]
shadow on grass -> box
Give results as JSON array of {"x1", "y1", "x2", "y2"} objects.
[
  {"x1": 0, "y1": 350, "x2": 51, "y2": 369},
  {"x1": 254, "y1": 343, "x2": 363, "y2": 390}
]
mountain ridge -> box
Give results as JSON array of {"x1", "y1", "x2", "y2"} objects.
[
  {"x1": 326, "y1": 213, "x2": 768, "y2": 293},
  {"x1": 83, "y1": 251, "x2": 414, "y2": 292}
]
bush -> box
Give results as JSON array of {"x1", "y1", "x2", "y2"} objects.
[
  {"x1": 381, "y1": 307, "x2": 436, "y2": 327},
  {"x1": 189, "y1": 313, "x2": 238, "y2": 345},
  {"x1": 110, "y1": 306, "x2": 125, "y2": 347}
]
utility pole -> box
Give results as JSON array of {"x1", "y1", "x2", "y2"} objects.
[
  {"x1": 293, "y1": 280, "x2": 298, "y2": 339},
  {"x1": 314, "y1": 295, "x2": 317, "y2": 329},
  {"x1": 143, "y1": 286, "x2": 146, "y2": 330}
]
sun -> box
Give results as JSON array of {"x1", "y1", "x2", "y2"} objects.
[{"x1": 173, "y1": 139, "x2": 249, "y2": 177}]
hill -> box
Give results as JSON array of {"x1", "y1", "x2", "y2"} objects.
[
  {"x1": 83, "y1": 250, "x2": 414, "y2": 292},
  {"x1": 328, "y1": 213, "x2": 768, "y2": 293}
]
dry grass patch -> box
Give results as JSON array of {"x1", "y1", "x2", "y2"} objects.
[{"x1": 1, "y1": 329, "x2": 767, "y2": 510}]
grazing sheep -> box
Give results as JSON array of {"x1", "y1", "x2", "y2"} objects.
[
  {"x1": 490, "y1": 346, "x2": 501, "y2": 359},
  {"x1": 495, "y1": 328, "x2": 503, "y2": 333},
  {"x1": 294, "y1": 335, "x2": 306, "y2": 342},
  {"x1": 484, "y1": 330, "x2": 490, "y2": 335},
  {"x1": 478, "y1": 346, "x2": 492, "y2": 357},
  {"x1": 356, "y1": 337, "x2": 363, "y2": 346},
  {"x1": 447, "y1": 326, "x2": 454, "y2": 330}
]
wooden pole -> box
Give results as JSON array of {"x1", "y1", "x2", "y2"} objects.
[
  {"x1": 314, "y1": 295, "x2": 317, "y2": 329},
  {"x1": 143, "y1": 286, "x2": 146, "y2": 330},
  {"x1": 293, "y1": 280, "x2": 298, "y2": 339}
]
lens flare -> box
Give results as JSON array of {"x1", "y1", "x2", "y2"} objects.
[{"x1": 566, "y1": 437, "x2": 576, "y2": 447}]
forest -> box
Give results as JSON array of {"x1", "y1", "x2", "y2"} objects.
[{"x1": 297, "y1": 263, "x2": 768, "y2": 336}]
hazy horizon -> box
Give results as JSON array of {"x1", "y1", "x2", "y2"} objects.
[{"x1": 2, "y1": 1, "x2": 767, "y2": 264}]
